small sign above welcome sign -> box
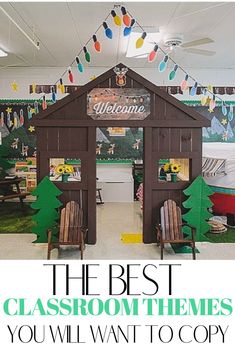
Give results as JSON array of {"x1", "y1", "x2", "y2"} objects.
[{"x1": 87, "y1": 88, "x2": 150, "y2": 120}]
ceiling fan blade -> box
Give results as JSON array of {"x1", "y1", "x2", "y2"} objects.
[
  {"x1": 131, "y1": 52, "x2": 149, "y2": 58},
  {"x1": 181, "y1": 37, "x2": 214, "y2": 48},
  {"x1": 183, "y1": 48, "x2": 216, "y2": 56}
]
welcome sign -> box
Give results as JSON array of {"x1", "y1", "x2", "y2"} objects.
[{"x1": 87, "y1": 88, "x2": 150, "y2": 120}]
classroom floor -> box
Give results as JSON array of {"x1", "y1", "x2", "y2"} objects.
[{"x1": 0, "y1": 202, "x2": 235, "y2": 260}]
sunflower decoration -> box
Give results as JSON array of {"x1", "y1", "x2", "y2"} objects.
[
  {"x1": 55, "y1": 164, "x2": 65, "y2": 174},
  {"x1": 64, "y1": 165, "x2": 74, "y2": 174},
  {"x1": 170, "y1": 163, "x2": 180, "y2": 173},
  {"x1": 55, "y1": 164, "x2": 74, "y2": 175},
  {"x1": 163, "y1": 163, "x2": 171, "y2": 173}
]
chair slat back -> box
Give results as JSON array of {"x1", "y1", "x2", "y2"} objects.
[
  {"x1": 59, "y1": 201, "x2": 82, "y2": 243},
  {"x1": 160, "y1": 200, "x2": 182, "y2": 240}
]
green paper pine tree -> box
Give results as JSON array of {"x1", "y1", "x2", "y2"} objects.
[
  {"x1": 31, "y1": 176, "x2": 62, "y2": 243},
  {"x1": 0, "y1": 145, "x2": 12, "y2": 178},
  {"x1": 182, "y1": 175, "x2": 214, "y2": 242}
]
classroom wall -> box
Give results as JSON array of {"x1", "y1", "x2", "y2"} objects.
[{"x1": 1, "y1": 66, "x2": 235, "y2": 102}]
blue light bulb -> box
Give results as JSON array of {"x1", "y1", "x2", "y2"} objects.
[
  {"x1": 103, "y1": 22, "x2": 113, "y2": 39},
  {"x1": 124, "y1": 26, "x2": 132, "y2": 36},
  {"x1": 76, "y1": 57, "x2": 84, "y2": 73},
  {"x1": 158, "y1": 61, "x2": 166, "y2": 72},
  {"x1": 105, "y1": 28, "x2": 113, "y2": 39},
  {"x1": 158, "y1": 55, "x2": 168, "y2": 72},
  {"x1": 51, "y1": 90, "x2": 56, "y2": 103},
  {"x1": 190, "y1": 82, "x2": 198, "y2": 96},
  {"x1": 52, "y1": 93, "x2": 56, "y2": 102},
  {"x1": 123, "y1": 19, "x2": 135, "y2": 37}
]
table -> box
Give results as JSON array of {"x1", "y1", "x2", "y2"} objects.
[
  {"x1": 96, "y1": 163, "x2": 133, "y2": 202},
  {"x1": 0, "y1": 178, "x2": 30, "y2": 205}
]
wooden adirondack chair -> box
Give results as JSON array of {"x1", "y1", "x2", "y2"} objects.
[
  {"x1": 47, "y1": 201, "x2": 88, "y2": 260},
  {"x1": 156, "y1": 199, "x2": 196, "y2": 260}
]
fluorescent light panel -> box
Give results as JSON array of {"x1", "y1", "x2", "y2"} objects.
[
  {"x1": 0, "y1": 48, "x2": 7, "y2": 57},
  {"x1": 0, "y1": 5, "x2": 39, "y2": 50},
  {"x1": 126, "y1": 32, "x2": 161, "y2": 58}
]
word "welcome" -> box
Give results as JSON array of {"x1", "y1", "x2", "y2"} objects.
[{"x1": 93, "y1": 102, "x2": 145, "y2": 115}]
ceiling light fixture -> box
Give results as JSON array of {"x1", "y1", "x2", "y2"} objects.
[
  {"x1": 0, "y1": 5, "x2": 40, "y2": 50},
  {"x1": 0, "y1": 48, "x2": 8, "y2": 57}
]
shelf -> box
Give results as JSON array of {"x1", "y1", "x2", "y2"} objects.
[{"x1": 15, "y1": 163, "x2": 37, "y2": 193}]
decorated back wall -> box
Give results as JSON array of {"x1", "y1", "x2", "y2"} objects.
[
  {"x1": 0, "y1": 100, "x2": 234, "y2": 160},
  {"x1": 0, "y1": 100, "x2": 40, "y2": 158},
  {"x1": 196, "y1": 105, "x2": 235, "y2": 142}
]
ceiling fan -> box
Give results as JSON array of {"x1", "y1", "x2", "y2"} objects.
[{"x1": 163, "y1": 34, "x2": 216, "y2": 56}]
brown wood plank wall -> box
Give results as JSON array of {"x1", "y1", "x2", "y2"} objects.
[
  {"x1": 150, "y1": 125, "x2": 202, "y2": 238},
  {"x1": 36, "y1": 122, "x2": 94, "y2": 242},
  {"x1": 98, "y1": 78, "x2": 111, "y2": 88}
]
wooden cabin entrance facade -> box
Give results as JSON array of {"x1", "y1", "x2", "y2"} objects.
[{"x1": 33, "y1": 64, "x2": 210, "y2": 244}]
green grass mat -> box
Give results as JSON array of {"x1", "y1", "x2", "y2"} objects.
[
  {"x1": 206, "y1": 228, "x2": 235, "y2": 243},
  {"x1": 1, "y1": 202, "x2": 235, "y2": 243},
  {"x1": 171, "y1": 228, "x2": 235, "y2": 251},
  {"x1": 171, "y1": 244, "x2": 200, "y2": 254},
  {"x1": 0, "y1": 203, "x2": 35, "y2": 233}
]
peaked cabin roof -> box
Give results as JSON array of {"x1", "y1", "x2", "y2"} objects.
[{"x1": 32, "y1": 63, "x2": 210, "y2": 127}]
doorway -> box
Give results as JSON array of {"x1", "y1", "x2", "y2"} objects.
[{"x1": 96, "y1": 127, "x2": 143, "y2": 247}]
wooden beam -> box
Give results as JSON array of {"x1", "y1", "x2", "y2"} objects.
[{"x1": 35, "y1": 119, "x2": 210, "y2": 128}]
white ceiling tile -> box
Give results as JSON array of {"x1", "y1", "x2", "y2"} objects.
[{"x1": 0, "y1": 2, "x2": 234, "y2": 70}]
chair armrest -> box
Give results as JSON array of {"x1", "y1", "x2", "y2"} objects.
[
  {"x1": 182, "y1": 223, "x2": 196, "y2": 242},
  {"x1": 155, "y1": 224, "x2": 162, "y2": 231},
  {"x1": 81, "y1": 226, "x2": 88, "y2": 239},
  {"x1": 47, "y1": 229, "x2": 52, "y2": 244}
]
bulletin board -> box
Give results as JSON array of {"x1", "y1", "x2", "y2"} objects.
[
  {"x1": 186, "y1": 102, "x2": 235, "y2": 143},
  {"x1": 0, "y1": 100, "x2": 48, "y2": 158}
]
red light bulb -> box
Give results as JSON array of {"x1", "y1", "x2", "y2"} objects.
[
  {"x1": 121, "y1": 7, "x2": 131, "y2": 27},
  {"x1": 68, "y1": 67, "x2": 74, "y2": 83},
  {"x1": 94, "y1": 41, "x2": 101, "y2": 52},
  {"x1": 93, "y1": 35, "x2": 101, "y2": 52},
  {"x1": 148, "y1": 44, "x2": 158, "y2": 62},
  {"x1": 181, "y1": 74, "x2": 189, "y2": 91},
  {"x1": 42, "y1": 95, "x2": 47, "y2": 110},
  {"x1": 123, "y1": 14, "x2": 131, "y2": 27}
]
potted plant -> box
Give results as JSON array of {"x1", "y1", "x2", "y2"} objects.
[
  {"x1": 162, "y1": 162, "x2": 181, "y2": 182},
  {"x1": 170, "y1": 163, "x2": 180, "y2": 182},
  {"x1": 163, "y1": 163, "x2": 171, "y2": 181},
  {"x1": 55, "y1": 164, "x2": 74, "y2": 182}
]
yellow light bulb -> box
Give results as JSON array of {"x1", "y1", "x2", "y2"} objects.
[
  {"x1": 207, "y1": 85, "x2": 213, "y2": 93},
  {"x1": 32, "y1": 83, "x2": 36, "y2": 94},
  {"x1": 201, "y1": 96, "x2": 207, "y2": 106},
  {"x1": 135, "y1": 32, "x2": 146, "y2": 49},
  {"x1": 111, "y1": 10, "x2": 122, "y2": 27},
  {"x1": 136, "y1": 37, "x2": 144, "y2": 49},
  {"x1": 206, "y1": 96, "x2": 211, "y2": 105},
  {"x1": 114, "y1": 15, "x2": 122, "y2": 26}
]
